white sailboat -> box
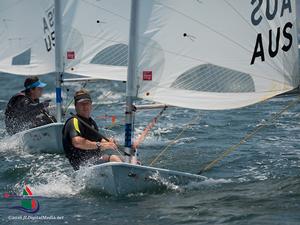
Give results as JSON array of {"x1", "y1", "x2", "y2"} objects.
[
  {"x1": 81, "y1": 0, "x2": 299, "y2": 196},
  {"x1": 0, "y1": 0, "x2": 130, "y2": 153}
]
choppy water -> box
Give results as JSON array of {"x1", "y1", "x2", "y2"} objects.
[{"x1": 0, "y1": 73, "x2": 299, "y2": 225}]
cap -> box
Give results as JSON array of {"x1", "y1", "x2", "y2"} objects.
[
  {"x1": 24, "y1": 76, "x2": 47, "y2": 90},
  {"x1": 74, "y1": 90, "x2": 92, "y2": 104}
]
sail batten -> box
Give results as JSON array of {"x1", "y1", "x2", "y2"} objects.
[{"x1": 132, "y1": 0, "x2": 299, "y2": 110}]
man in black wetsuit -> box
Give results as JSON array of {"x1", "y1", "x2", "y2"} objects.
[
  {"x1": 5, "y1": 76, "x2": 55, "y2": 135},
  {"x1": 62, "y1": 89, "x2": 123, "y2": 170}
]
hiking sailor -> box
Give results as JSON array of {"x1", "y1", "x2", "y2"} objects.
[
  {"x1": 5, "y1": 76, "x2": 55, "y2": 135},
  {"x1": 62, "y1": 89, "x2": 123, "y2": 171}
]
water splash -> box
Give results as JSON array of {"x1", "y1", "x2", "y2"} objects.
[
  {"x1": 147, "y1": 171, "x2": 183, "y2": 192},
  {"x1": 12, "y1": 155, "x2": 83, "y2": 198},
  {"x1": 0, "y1": 134, "x2": 24, "y2": 153}
]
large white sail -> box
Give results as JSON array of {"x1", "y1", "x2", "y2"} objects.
[
  {"x1": 297, "y1": 0, "x2": 300, "y2": 43},
  {"x1": 0, "y1": 0, "x2": 129, "y2": 81},
  {"x1": 61, "y1": 0, "x2": 130, "y2": 81},
  {"x1": 0, "y1": 0, "x2": 55, "y2": 75},
  {"x1": 132, "y1": 0, "x2": 299, "y2": 110}
]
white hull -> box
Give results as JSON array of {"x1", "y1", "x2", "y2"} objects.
[
  {"x1": 14, "y1": 123, "x2": 64, "y2": 154},
  {"x1": 80, "y1": 162, "x2": 206, "y2": 196}
]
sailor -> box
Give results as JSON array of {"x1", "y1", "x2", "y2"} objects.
[
  {"x1": 62, "y1": 89, "x2": 123, "y2": 170},
  {"x1": 5, "y1": 76, "x2": 55, "y2": 135}
]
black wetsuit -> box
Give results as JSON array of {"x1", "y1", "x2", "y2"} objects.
[
  {"x1": 5, "y1": 92, "x2": 54, "y2": 135},
  {"x1": 62, "y1": 115, "x2": 104, "y2": 170}
]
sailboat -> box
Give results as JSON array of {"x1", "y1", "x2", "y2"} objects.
[
  {"x1": 81, "y1": 0, "x2": 299, "y2": 195},
  {"x1": 0, "y1": 0, "x2": 130, "y2": 153}
]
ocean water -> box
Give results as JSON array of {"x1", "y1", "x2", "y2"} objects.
[{"x1": 0, "y1": 74, "x2": 299, "y2": 225}]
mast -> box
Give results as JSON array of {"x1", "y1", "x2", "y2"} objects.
[
  {"x1": 124, "y1": 0, "x2": 139, "y2": 163},
  {"x1": 54, "y1": 0, "x2": 63, "y2": 122}
]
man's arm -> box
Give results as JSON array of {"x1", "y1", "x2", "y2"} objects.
[
  {"x1": 69, "y1": 117, "x2": 117, "y2": 151},
  {"x1": 72, "y1": 136, "x2": 98, "y2": 150},
  {"x1": 16, "y1": 97, "x2": 47, "y2": 114},
  {"x1": 72, "y1": 136, "x2": 117, "y2": 151}
]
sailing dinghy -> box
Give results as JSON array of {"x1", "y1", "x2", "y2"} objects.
[
  {"x1": 81, "y1": 0, "x2": 299, "y2": 195},
  {"x1": 1, "y1": 0, "x2": 299, "y2": 195},
  {"x1": 80, "y1": 162, "x2": 205, "y2": 196},
  {"x1": 0, "y1": 0, "x2": 130, "y2": 153}
]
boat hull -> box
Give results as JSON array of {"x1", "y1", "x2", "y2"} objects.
[
  {"x1": 14, "y1": 123, "x2": 64, "y2": 154},
  {"x1": 80, "y1": 162, "x2": 206, "y2": 196}
]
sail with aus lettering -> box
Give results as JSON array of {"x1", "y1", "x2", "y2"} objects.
[
  {"x1": 96, "y1": 0, "x2": 300, "y2": 196},
  {"x1": 0, "y1": 0, "x2": 130, "y2": 81},
  {"x1": 128, "y1": 0, "x2": 299, "y2": 110},
  {"x1": 81, "y1": 0, "x2": 300, "y2": 196}
]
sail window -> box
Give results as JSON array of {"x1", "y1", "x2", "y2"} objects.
[
  {"x1": 90, "y1": 43, "x2": 128, "y2": 66},
  {"x1": 170, "y1": 64, "x2": 255, "y2": 93},
  {"x1": 11, "y1": 49, "x2": 31, "y2": 65}
]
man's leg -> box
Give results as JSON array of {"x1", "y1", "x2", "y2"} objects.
[{"x1": 109, "y1": 155, "x2": 123, "y2": 162}]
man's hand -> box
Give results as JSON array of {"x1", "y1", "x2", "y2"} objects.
[
  {"x1": 100, "y1": 138, "x2": 118, "y2": 150},
  {"x1": 109, "y1": 138, "x2": 119, "y2": 145},
  {"x1": 42, "y1": 99, "x2": 51, "y2": 108}
]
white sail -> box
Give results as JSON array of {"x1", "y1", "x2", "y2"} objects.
[
  {"x1": 297, "y1": 0, "x2": 300, "y2": 43},
  {"x1": 0, "y1": 0, "x2": 55, "y2": 75},
  {"x1": 61, "y1": 0, "x2": 130, "y2": 81},
  {"x1": 0, "y1": 0, "x2": 129, "y2": 81},
  {"x1": 132, "y1": 0, "x2": 299, "y2": 110}
]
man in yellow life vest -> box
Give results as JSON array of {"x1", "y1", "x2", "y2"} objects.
[{"x1": 62, "y1": 89, "x2": 122, "y2": 170}]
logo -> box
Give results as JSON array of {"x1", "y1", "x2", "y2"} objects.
[
  {"x1": 67, "y1": 51, "x2": 75, "y2": 60},
  {"x1": 3, "y1": 184, "x2": 40, "y2": 214},
  {"x1": 143, "y1": 71, "x2": 152, "y2": 81}
]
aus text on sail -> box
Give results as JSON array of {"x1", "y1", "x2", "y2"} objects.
[{"x1": 250, "y1": 0, "x2": 294, "y2": 65}]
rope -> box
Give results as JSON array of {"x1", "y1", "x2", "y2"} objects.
[
  {"x1": 149, "y1": 113, "x2": 201, "y2": 167},
  {"x1": 63, "y1": 89, "x2": 112, "y2": 117},
  {"x1": 93, "y1": 91, "x2": 113, "y2": 112},
  {"x1": 63, "y1": 82, "x2": 88, "y2": 116},
  {"x1": 133, "y1": 106, "x2": 167, "y2": 150},
  {"x1": 198, "y1": 96, "x2": 300, "y2": 174}
]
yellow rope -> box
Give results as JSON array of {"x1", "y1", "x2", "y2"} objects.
[
  {"x1": 198, "y1": 96, "x2": 300, "y2": 174},
  {"x1": 149, "y1": 113, "x2": 201, "y2": 166}
]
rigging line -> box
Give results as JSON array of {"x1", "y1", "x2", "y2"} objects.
[
  {"x1": 70, "y1": 112, "x2": 127, "y2": 159},
  {"x1": 149, "y1": 113, "x2": 201, "y2": 167},
  {"x1": 152, "y1": 1, "x2": 294, "y2": 85},
  {"x1": 41, "y1": 109, "x2": 55, "y2": 123},
  {"x1": 63, "y1": 81, "x2": 88, "y2": 116},
  {"x1": 157, "y1": 1, "x2": 252, "y2": 54},
  {"x1": 92, "y1": 91, "x2": 113, "y2": 112},
  {"x1": 133, "y1": 106, "x2": 168, "y2": 150},
  {"x1": 81, "y1": 0, "x2": 129, "y2": 21},
  {"x1": 198, "y1": 95, "x2": 300, "y2": 175},
  {"x1": 92, "y1": 90, "x2": 114, "y2": 138}
]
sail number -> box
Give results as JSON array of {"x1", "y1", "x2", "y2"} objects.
[
  {"x1": 43, "y1": 6, "x2": 55, "y2": 52},
  {"x1": 250, "y1": 0, "x2": 293, "y2": 65}
]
